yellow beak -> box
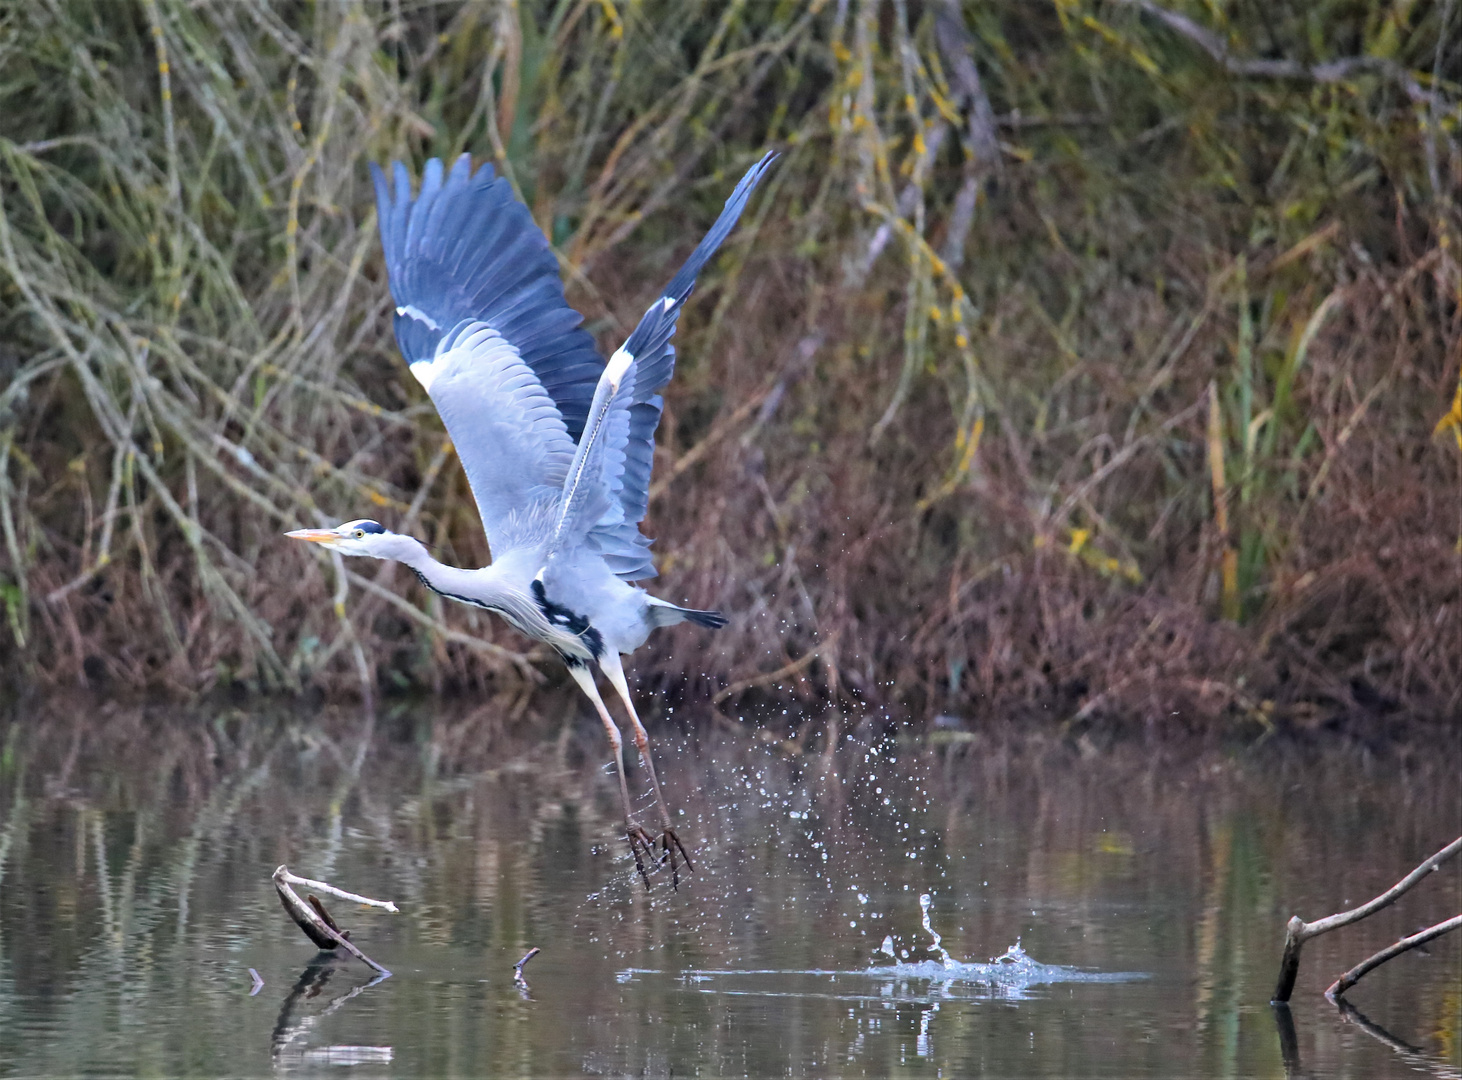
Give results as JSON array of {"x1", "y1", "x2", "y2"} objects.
[{"x1": 285, "y1": 528, "x2": 342, "y2": 545}]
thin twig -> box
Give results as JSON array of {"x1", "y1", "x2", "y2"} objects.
[
  {"x1": 275, "y1": 867, "x2": 400, "y2": 912},
  {"x1": 514, "y1": 946, "x2": 541, "y2": 996},
  {"x1": 713, "y1": 636, "x2": 835, "y2": 706},
  {"x1": 1326, "y1": 913, "x2": 1462, "y2": 1001}
]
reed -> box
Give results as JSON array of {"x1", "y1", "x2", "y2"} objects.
[{"x1": 1, "y1": 1, "x2": 1457, "y2": 726}]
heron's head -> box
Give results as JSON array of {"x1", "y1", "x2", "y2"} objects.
[{"x1": 285, "y1": 519, "x2": 417, "y2": 560}]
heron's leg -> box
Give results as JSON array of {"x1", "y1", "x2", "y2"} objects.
[
  {"x1": 567, "y1": 663, "x2": 654, "y2": 886},
  {"x1": 598, "y1": 653, "x2": 672, "y2": 829},
  {"x1": 600, "y1": 652, "x2": 694, "y2": 881}
]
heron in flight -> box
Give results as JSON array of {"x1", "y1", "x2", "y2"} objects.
[{"x1": 287, "y1": 151, "x2": 774, "y2": 885}]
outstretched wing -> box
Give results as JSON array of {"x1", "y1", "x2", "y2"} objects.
[
  {"x1": 371, "y1": 155, "x2": 607, "y2": 444},
  {"x1": 412, "y1": 322, "x2": 577, "y2": 557},
  {"x1": 586, "y1": 151, "x2": 778, "y2": 580},
  {"x1": 548, "y1": 345, "x2": 638, "y2": 562}
]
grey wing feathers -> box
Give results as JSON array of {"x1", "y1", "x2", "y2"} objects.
[
  {"x1": 551, "y1": 349, "x2": 637, "y2": 559},
  {"x1": 371, "y1": 155, "x2": 606, "y2": 443},
  {"x1": 586, "y1": 151, "x2": 778, "y2": 580},
  {"x1": 416, "y1": 322, "x2": 577, "y2": 557},
  {"x1": 371, "y1": 151, "x2": 775, "y2": 578}
]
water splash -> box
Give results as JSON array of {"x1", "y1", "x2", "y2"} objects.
[
  {"x1": 856, "y1": 897, "x2": 1143, "y2": 1000},
  {"x1": 991, "y1": 938, "x2": 1025, "y2": 964},
  {"x1": 618, "y1": 897, "x2": 1141, "y2": 1007},
  {"x1": 918, "y1": 893, "x2": 954, "y2": 968}
]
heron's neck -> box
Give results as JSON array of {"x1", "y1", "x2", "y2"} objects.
[
  {"x1": 391, "y1": 536, "x2": 527, "y2": 619},
  {"x1": 390, "y1": 537, "x2": 470, "y2": 594}
]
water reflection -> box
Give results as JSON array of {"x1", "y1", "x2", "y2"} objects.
[
  {"x1": 0, "y1": 695, "x2": 1457, "y2": 1078},
  {"x1": 1272, "y1": 1003, "x2": 1302, "y2": 1076},
  {"x1": 1332, "y1": 998, "x2": 1462, "y2": 1080},
  {"x1": 271, "y1": 957, "x2": 392, "y2": 1068}
]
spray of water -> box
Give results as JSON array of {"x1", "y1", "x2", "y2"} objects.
[{"x1": 918, "y1": 893, "x2": 955, "y2": 969}]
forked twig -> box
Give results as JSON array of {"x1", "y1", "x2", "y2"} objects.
[
  {"x1": 1111, "y1": 0, "x2": 1438, "y2": 105},
  {"x1": 1271, "y1": 836, "x2": 1461, "y2": 1002},
  {"x1": 272, "y1": 864, "x2": 395, "y2": 974}
]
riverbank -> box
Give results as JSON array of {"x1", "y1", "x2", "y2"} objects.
[{"x1": 2, "y1": 2, "x2": 1457, "y2": 730}]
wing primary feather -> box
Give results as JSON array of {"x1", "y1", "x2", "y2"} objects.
[
  {"x1": 373, "y1": 155, "x2": 609, "y2": 441},
  {"x1": 583, "y1": 151, "x2": 776, "y2": 581},
  {"x1": 371, "y1": 152, "x2": 773, "y2": 579},
  {"x1": 662, "y1": 150, "x2": 777, "y2": 305},
  {"x1": 620, "y1": 151, "x2": 776, "y2": 367}
]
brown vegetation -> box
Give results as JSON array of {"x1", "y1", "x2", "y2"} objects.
[{"x1": 0, "y1": 1, "x2": 1458, "y2": 728}]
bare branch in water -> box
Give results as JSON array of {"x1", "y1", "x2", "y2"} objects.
[
  {"x1": 514, "y1": 946, "x2": 541, "y2": 997},
  {"x1": 272, "y1": 864, "x2": 395, "y2": 974},
  {"x1": 275, "y1": 866, "x2": 401, "y2": 913},
  {"x1": 1271, "y1": 835, "x2": 1461, "y2": 1002},
  {"x1": 1326, "y1": 914, "x2": 1462, "y2": 1001}
]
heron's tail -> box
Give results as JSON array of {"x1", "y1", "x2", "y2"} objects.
[
  {"x1": 679, "y1": 607, "x2": 727, "y2": 629},
  {"x1": 647, "y1": 597, "x2": 727, "y2": 630}
]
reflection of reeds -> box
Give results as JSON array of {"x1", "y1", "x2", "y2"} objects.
[
  {"x1": 0, "y1": 3, "x2": 1457, "y2": 723},
  {"x1": 2, "y1": 700, "x2": 1458, "y2": 1075}
]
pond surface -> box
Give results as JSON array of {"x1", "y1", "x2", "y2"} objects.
[{"x1": 0, "y1": 697, "x2": 1458, "y2": 1078}]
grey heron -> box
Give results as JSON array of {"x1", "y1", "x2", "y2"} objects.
[{"x1": 287, "y1": 151, "x2": 775, "y2": 886}]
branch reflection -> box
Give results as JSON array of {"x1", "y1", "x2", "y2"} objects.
[
  {"x1": 1335, "y1": 998, "x2": 1461, "y2": 1080},
  {"x1": 271, "y1": 954, "x2": 392, "y2": 1070}
]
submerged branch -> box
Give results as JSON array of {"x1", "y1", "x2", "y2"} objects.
[
  {"x1": 272, "y1": 864, "x2": 395, "y2": 974},
  {"x1": 1326, "y1": 913, "x2": 1462, "y2": 1001},
  {"x1": 1271, "y1": 835, "x2": 1461, "y2": 1001}
]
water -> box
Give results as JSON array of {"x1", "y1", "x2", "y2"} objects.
[{"x1": 0, "y1": 698, "x2": 1458, "y2": 1078}]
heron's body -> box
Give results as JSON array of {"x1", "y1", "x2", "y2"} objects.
[
  {"x1": 382, "y1": 529, "x2": 712, "y2": 667},
  {"x1": 288, "y1": 150, "x2": 774, "y2": 885}
]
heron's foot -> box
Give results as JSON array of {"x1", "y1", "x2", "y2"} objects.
[
  {"x1": 626, "y1": 824, "x2": 657, "y2": 889},
  {"x1": 658, "y1": 829, "x2": 695, "y2": 891}
]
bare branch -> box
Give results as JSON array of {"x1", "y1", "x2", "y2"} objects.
[
  {"x1": 272, "y1": 864, "x2": 393, "y2": 974},
  {"x1": 933, "y1": 0, "x2": 1002, "y2": 271},
  {"x1": 275, "y1": 867, "x2": 400, "y2": 913},
  {"x1": 1272, "y1": 835, "x2": 1462, "y2": 1002},
  {"x1": 514, "y1": 946, "x2": 541, "y2": 998},
  {"x1": 1326, "y1": 913, "x2": 1462, "y2": 1000},
  {"x1": 933, "y1": 0, "x2": 1001, "y2": 171},
  {"x1": 1114, "y1": 0, "x2": 1438, "y2": 106}
]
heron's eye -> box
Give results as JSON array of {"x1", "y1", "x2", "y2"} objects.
[{"x1": 354, "y1": 529, "x2": 366, "y2": 539}]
